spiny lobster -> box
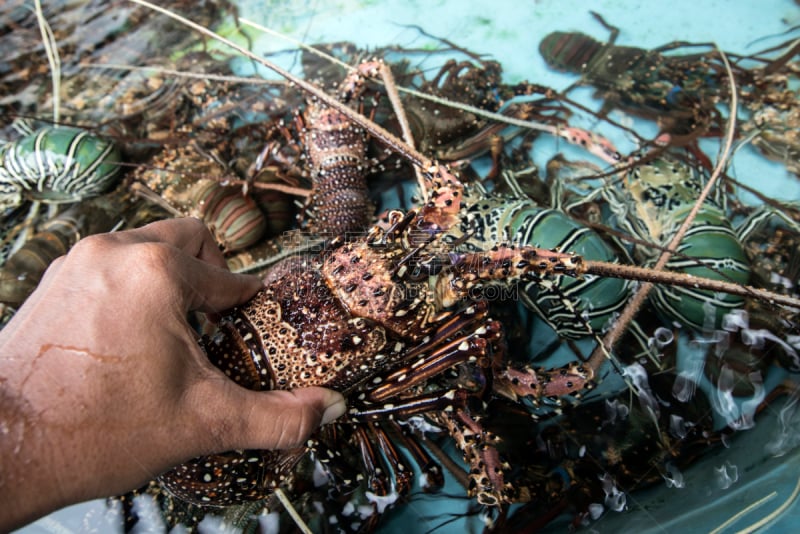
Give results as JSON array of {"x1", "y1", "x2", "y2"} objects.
[
  {"x1": 129, "y1": 51, "x2": 298, "y2": 255},
  {"x1": 575, "y1": 151, "x2": 800, "y2": 332},
  {"x1": 159, "y1": 161, "x2": 597, "y2": 509},
  {"x1": 247, "y1": 60, "x2": 381, "y2": 237},
  {"x1": 0, "y1": 123, "x2": 122, "y2": 211},
  {"x1": 23, "y1": 6, "x2": 788, "y2": 534},
  {"x1": 538, "y1": 12, "x2": 796, "y2": 144}
]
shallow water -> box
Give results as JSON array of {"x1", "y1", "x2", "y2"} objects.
[
  {"x1": 228, "y1": 0, "x2": 800, "y2": 201},
  {"x1": 10, "y1": 0, "x2": 800, "y2": 532}
]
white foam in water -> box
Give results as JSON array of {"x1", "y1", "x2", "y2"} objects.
[
  {"x1": 722, "y1": 309, "x2": 749, "y2": 332},
  {"x1": 651, "y1": 326, "x2": 675, "y2": 350},
  {"x1": 669, "y1": 414, "x2": 690, "y2": 440},
  {"x1": 739, "y1": 375, "x2": 765, "y2": 426},
  {"x1": 715, "y1": 366, "x2": 738, "y2": 416},
  {"x1": 599, "y1": 473, "x2": 627, "y2": 512},
  {"x1": 769, "y1": 271, "x2": 794, "y2": 290},
  {"x1": 661, "y1": 462, "x2": 685, "y2": 489},
  {"x1": 768, "y1": 393, "x2": 800, "y2": 457},
  {"x1": 714, "y1": 461, "x2": 739, "y2": 490},
  {"x1": 604, "y1": 398, "x2": 630, "y2": 426},
  {"x1": 723, "y1": 310, "x2": 799, "y2": 367},
  {"x1": 397, "y1": 415, "x2": 442, "y2": 435},
  {"x1": 711, "y1": 365, "x2": 764, "y2": 431},
  {"x1": 129, "y1": 494, "x2": 168, "y2": 534},
  {"x1": 623, "y1": 363, "x2": 659, "y2": 416},
  {"x1": 312, "y1": 458, "x2": 330, "y2": 487},
  {"x1": 674, "y1": 338, "x2": 707, "y2": 402},
  {"x1": 366, "y1": 489, "x2": 399, "y2": 514},
  {"x1": 672, "y1": 372, "x2": 700, "y2": 403},
  {"x1": 197, "y1": 515, "x2": 239, "y2": 534},
  {"x1": 747, "y1": 329, "x2": 799, "y2": 365},
  {"x1": 341, "y1": 500, "x2": 355, "y2": 517},
  {"x1": 702, "y1": 300, "x2": 719, "y2": 333},
  {"x1": 357, "y1": 504, "x2": 375, "y2": 520},
  {"x1": 258, "y1": 512, "x2": 281, "y2": 534}
]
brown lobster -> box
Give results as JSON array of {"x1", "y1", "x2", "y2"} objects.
[{"x1": 159, "y1": 162, "x2": 595, "y2": 509}]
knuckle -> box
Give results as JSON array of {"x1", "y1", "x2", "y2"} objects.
[
  {"x1": 69, "y1": 233, "x2": 115, "y2": 258},
  {"x1": 160, "y1": 216, "x2": 209, "y2": 240},
  {"x1": 125, "y1": 243, "x2": 178, "y2": 295},
  {"x1": 46, "y1": 254, "x2": 65, "y2": 272}
]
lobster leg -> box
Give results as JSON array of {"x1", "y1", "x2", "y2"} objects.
[
  {"x1": 434, "y1": 244, "x2": 584, "y2": 309},
  {"x1": 246, "y1": 119, "x2": 308, "y2": 195},
  {"x1": 494, "y1": 362, "x2": 596, "y2": 404},
  {"x1": 351, "y1": 389, "x2": 470, "y2": 420},
  {"x1": 312, "y1": 451, "x2": 360, "y2": 495},
  {"x1": 431, "y1": 409, "x2": 513, "y2": 507},
  {"x1": 371, "y1": 423, "x2": 415, "y2": 497},
  {"x1": 353, "y1": 425, "x2": 393, "y2": 496},
  {"x1": 386, "y1": 420, "x2": 445, "y2": 492},
  {"x1": 310, "y1": 428, "x2": 361, "y2": 494},
  {"x1": 364, "y1": 317, "x2": 503, "y2": 402}
]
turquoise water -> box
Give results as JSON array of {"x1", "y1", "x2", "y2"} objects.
[{"x1": 14, "y1": 0, "x2": 800, "y2": 532}]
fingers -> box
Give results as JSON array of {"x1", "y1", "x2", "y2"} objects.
[
  {"x1": 112, "y1": 218, "x2": 262, "y2": 312},
  {"x1": 133, "y1": 218, "x2": 263, "y2": 312},
  {"x1": 126, "y1": 217, "x2": 228, "y2": 269},
  {"x1": 168, "y1": 252, "x2": 262, "y2": 313},
  {"x1": 192, "y1": 379, "x2": 346, "y2": 452},
  {"x1": 238, "y1": 388, "x2": 345, "y2": 450}
]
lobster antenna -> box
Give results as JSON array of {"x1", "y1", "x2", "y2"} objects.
[
  {"x1": 80, "y1": 62, "x2": 285, "y2": 87},
  {"x1": 33, "y1": 0, "x2": 61, "y2": 125},
  {"x1": 238, "y1": 17, "x2": 565, "y2": 137},
  {"x1": 274, "y1": 488, "x2": 313, "y2": 534},
  {"x1": 127, "y1": 0, "x2": 623, "y2": 181},
  {"x1": 239, "y1": 17, "x2": 354, "y2": 72},
  {"x1": 582, "y1": 261, "x2": 800, "y2": 309},
  {"x1": 375, "y1": 60, "x2": 430, "y2": 200}
]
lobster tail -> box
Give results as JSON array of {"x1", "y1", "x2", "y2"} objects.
[{"x1": 539, "y1": 31, "x2": 603, "y2": 74}]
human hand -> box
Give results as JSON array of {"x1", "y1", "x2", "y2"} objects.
[{"x1": 0, "y1": 218, "x2": 346, "y2": 531}]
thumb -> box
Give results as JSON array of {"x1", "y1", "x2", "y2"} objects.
[{"x1": 194, "y1": 381, "x2": 347, "y2": 452}]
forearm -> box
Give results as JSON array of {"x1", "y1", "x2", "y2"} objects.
[
  {"x1": 0, "y1": 360, "x2": 81, "y2": 531},
  {"x1": 0, "y1": 318, "x2": 125, "y2": 532},
  {"x1": 0, "y1": 331, "x2": 174, "y2": 532}
]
